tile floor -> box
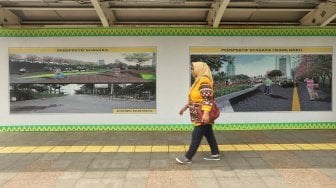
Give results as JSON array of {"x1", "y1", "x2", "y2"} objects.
[{"x1": 0, "y1": 130, "x2": 335, "y2": 188}]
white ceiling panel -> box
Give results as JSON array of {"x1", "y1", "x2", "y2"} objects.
[
  {"x1": 11, "y1": 10, "x2": 61, "y2": 21},
  {"x1": 114, "y1": 10, "x2": 207, "y2": 21}
]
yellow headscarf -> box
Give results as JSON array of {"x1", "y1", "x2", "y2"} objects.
[{"x1": 190, "y1": 61, "x2": 213, "y2": 89}]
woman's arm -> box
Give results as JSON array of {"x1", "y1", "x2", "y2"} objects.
[
  {"x1": 202, "y1": 110, "x2": 210, "y2": 124},
  {"x1": 179, "y1": 103, "x2": 189, "y2": 115}
]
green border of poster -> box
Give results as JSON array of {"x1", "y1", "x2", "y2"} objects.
[{"x1": 1, "y1": 27, "x2": 335, "y2": 131}]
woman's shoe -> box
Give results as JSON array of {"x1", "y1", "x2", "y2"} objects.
[
  {"x1": 203, "y1": 154, "x2": 221, "y2": 161},
  {"x1": 176, "y1": 155, "x2": 192, "y2": 164}
]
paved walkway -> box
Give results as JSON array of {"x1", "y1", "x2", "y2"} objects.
[
  {"x1": 228, "y1": 82, "x2": 331, "y2": 112},
  {"x1": 0, "y1": 130, "x2": 335, "y2": 187},
  {"x1": 10, "y1": 95, "x2": 156, "y2": 114}
]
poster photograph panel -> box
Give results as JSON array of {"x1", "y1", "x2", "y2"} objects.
[
  {"x1": 9, "y1": 47, "x2": 157, "y2": 114},
  {"x1": 190, "y1": 47, "x2": 332, "y2": 112}
]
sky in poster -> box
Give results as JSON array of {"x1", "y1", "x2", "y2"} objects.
[{"x1": 219, "y1": 55, "x2": 281, "y2": 77}]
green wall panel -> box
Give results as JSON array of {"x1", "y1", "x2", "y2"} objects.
[
  {"x1": 0, "y1": 122, "x2": 335, "y2": 132},
  {"x1": 1, "y1": 27, "x2": 335, "y2": 131},
  {"x1": 0, "y1": 27, "x2": 336, "y2": 37}
]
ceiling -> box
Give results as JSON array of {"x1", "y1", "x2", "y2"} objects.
[{"x1": 0, "y1": 0, "x2": 336, "y2": 28}]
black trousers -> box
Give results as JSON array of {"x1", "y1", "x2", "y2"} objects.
[{"x1": 185, "y1": 124, "x2": 220, "y2": 160}]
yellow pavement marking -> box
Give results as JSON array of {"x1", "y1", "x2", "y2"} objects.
[
  {"x1": 184, "y1": 145, "x2": 190, "y2": 151},
  {"x1": 117, "y1": 146, "x2": 135, "y2": 152},
  {"x1": 101, "y1": 146, "x2": 119, "y2": 152},
  {"x1": 0, "y1": 143, "x2": 335, "y2": 154},
  {"x1": 197, "y1": 145, "x2": 204, "y2": 152},
  {"x1": 32, "y1": 146, "x2": 53, "y2": 153},
  {"x1": 264, "y1": 144, "x2": 286, "y2": 150},
  {"x1": 200, "y1": 145, "x2": 211, "y2": 152},
  {"x1": 218, "y1": 145, "x2": 235, "y2": 151},
  {"x1": 292, "y1": 82, "x2": 301, "y2": 111},
  {"x1": 312, "y1": 144, "x2": 335, "y2": 150},
  {"x1": 168, "y1": 145, "x2": 185, "y2": 152},
  {"x1": 152, "y1": 146, "x2": 168, "y2": 152},
  {"x1": 233, "y1": 144, "x2": 252, "y2": 151},
  {"x1": 249, "y1": 144, "x2": 269, "y2": 151},
  {"x1": 135, "y1": 146, "x2": 152, "y2": 152},
  {"x1": 83, "y1": 146, "x2": 103, "y2": 152},
  {"x1": 0, "y1": 147, "x2": 21, "y2": 153},
  {"x1": 328, "y1": 144, "x2": 336, "y2": 149},
  {"x1": 13, "y1": 147, "x2": 37, "y2": 153},
  {"x1": 66, "y1": 146, "x2": 86, "y2": 153},
  {"x1": 296, "y1": 144, "x2": 320, "y2": 150},
  {"x1": 281, "y1": 144, "x2": 302, "y2": 150},
  {"x1": 49, "y1": 146, "x2": 71, "y2": 153}
]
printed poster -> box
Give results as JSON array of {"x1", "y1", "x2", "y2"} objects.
[
  {"x1": 190, "y1": 47, "x2": 332, "y2": 112},
  {"x1": 9, "y1": 47, "x2": 157, "y2": 114}
]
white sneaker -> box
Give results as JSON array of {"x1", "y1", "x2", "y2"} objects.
[
  {"x1": 176, "y1": 155, "x2": 192, "y2": 164},
  {"x1": 203, "y1": 154, "x2": 221, "y2": 161}
]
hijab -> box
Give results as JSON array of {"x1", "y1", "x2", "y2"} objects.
[{"x1": 190, "y1": 61, "x2": 213, "y2": 90}]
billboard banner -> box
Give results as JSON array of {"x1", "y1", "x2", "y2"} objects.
[
  {"x1": 9, "y1": 47, "x2": 157, "y2": 114},
  {"x1": 190, "y1": 47, "x2": 332, "y2": 112}
]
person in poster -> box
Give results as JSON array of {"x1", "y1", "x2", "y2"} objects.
[
  {"x1": 264, "y1": 76, "x2": 273, "y2": 95},
  {"x1": 176, "y1": 62, "x2": 220, "y2": 164}
]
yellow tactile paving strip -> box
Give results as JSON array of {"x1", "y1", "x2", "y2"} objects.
[{"x1": 0, "y1": 143, "x2": 335, "y2": 154}]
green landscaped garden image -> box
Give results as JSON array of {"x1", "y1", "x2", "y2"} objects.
[
  {"x1": 22, "y1": 71, "x2": 156, "y2": 81},
  {"x1": 21, "y1": 71, "x2": 101, "y2": 79},
  {"x1": 141, "y1": 73, "x2": 156, "y2": 80},
  {"x1": 9, "y1": 47, "x2": 157, "y2": 114}
]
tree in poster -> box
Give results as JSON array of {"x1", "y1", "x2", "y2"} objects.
[
  {"x1": 312, "y1": 55, "x2": 332, "y2": 88},
  {"x1": 296, "y1": 55, "x2": 330, "y2": 76},
  {"x1": 295, "y1": 54, "x2": 332, "y2": 92},
  {"x1": 42, "y1": 56, "x2": 54, "y2": 63},
  {"x1": 9, "y1": 54, "x2": 22, "y2": 61},
  {"x1": 213, "y1": 71, "x2": 226, "y2": 82},
  {"x1": 190, "y1": 55, "x2": 223, "y2": 71},
  {"x1": 295, "y1": 55, "x2": 314, "y2": 80},
  {"x1": 26, "y1": 55, "x2": 39, "y2": 63},
  {"x1": 222, "y1": 55, "x2": 235, "y2": 64},
  {"x1": 190, "y1": 55, "x2": 236, "y2": 73},
  {"x1": 267, "y1": 70, "x2": 283, "y2": 79},
  {"x1": 123, "y1": 53, "x2": 153, "y2": 70}
]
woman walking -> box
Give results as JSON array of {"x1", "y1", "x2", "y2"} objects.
[{"x1": 176, "y1": 61, "x2": 220, "y2": 164}]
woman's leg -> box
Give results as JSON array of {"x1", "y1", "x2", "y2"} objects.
[
  {"x1": 313, "y1": 89, "x2": 319, "y2": 99},
  {"x1": 308, "y1": 88, "x2": 313, "y2": 99},
  {"x1": 185, "y1": 126, "x2": 205, "y2": 160},
  {"x1": 204, "y1": 124, "x2": 219, "y2": 155}
]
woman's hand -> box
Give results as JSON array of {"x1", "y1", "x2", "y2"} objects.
[
  {"x1": 179, "y1": 104, "x2": 188, "y2": 115},
  {"x1": 202, "y1": 111, "x2": 210, "y2": 124}
]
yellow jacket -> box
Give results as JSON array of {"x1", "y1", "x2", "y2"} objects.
[{"x1": 188, "y1": 77, "x2": 214, "y2": 125}]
